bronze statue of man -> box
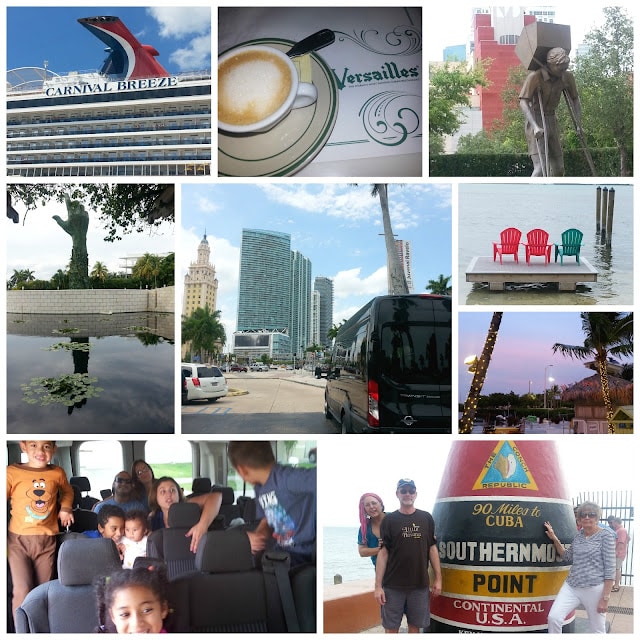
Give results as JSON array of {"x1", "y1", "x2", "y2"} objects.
[
  {"x1": 52, "y1": 194, "x2": 90, "y2": 289},
  {"x1": 519, "y1": 47, "x2": 582, "y2": 177}
]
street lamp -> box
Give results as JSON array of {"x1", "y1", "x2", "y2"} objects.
[
  {"x1": 464, "y1": 355, "x2": 478, "y2": 373},
  {"x1": 543, "y1": 365, "x2": 554, "y2": 412}
]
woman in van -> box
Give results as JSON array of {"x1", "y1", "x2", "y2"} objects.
[
  {"x1": 131, "y1": 459, "x2": 155, "y2": 508},
  {"x1": 148, "y1": 476, "x2": 222, "y2": 553}
]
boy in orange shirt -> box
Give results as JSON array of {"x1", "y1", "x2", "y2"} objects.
[{"x1": 7, "y1": 440, "x2": 75, "y2": 619}]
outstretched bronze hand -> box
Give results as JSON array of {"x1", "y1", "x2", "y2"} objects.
[{"x1": 52, "y1": 194, "x2": 89, "y2": 247}]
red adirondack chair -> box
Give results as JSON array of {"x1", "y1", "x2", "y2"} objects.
[
  {"x1": 524, "y1": 228, "x2": 552, "y2": 265},
  {"x1": 493, "y1": 227, "x2": 521, "y2": 264}
]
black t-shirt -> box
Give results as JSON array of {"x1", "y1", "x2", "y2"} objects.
[{"x1": 380, "y1": 508, "x2": 436, "y2": 589}]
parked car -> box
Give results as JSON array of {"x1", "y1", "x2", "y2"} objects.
[
  {"x1": 251, "y1": 363, "x2": 269, "y2": 372},
  {"x1": 181, "y1": 363, "x2": 228, "y2": 403},
  {"x1": 181, "y1": 369, "x2": 189, "y2": 405},
  {"x1": 230, "y1": 364, "x2": 248, "y2": 372}
]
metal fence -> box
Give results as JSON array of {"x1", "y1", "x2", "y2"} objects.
[{"x1": 576, "y1": 490, "x2": 634, "y2": 585}]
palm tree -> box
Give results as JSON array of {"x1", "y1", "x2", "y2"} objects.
[
  {"x1": 90, "y1": 261, "x2": 109, "y2": 282},
  {"x1": 353, "y1": 184, "x2": 409, "y2": 295},
  {"x1": 426, "y1": 274, "x2": 452, "y2": 295},
  {"x1": 182, "y1": 305, "x2": 226, "y2": 363},
  {"x1": 327, "y1": 320, "x2": 347, "y2": 343},
  {"x1": 133, "y1": 253, "x2": 161, "y2": 288},
  {"x1": 51, "y1": 269, "x2": 69, "y2": 290},
  {"x1": 8, "y1": 268, "x2": 35, "y2": 289},
  {"x1": 460, "y1": 312, "x2": 503, "y2": 433},
  {"x1": 552, "y1": 312, "x2": 633, "y2": 433}
]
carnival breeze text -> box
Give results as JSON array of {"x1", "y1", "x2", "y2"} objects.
[{"x1": 45, "y1": 77, "x2": 178, "y2": 97}]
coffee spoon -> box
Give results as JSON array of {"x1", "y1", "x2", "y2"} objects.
[{"x1": 286, "y1": 29, "x2": 335, "y2": 58}]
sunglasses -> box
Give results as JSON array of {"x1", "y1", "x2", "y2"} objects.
[
  {"x1": 399, "y1": 487, "x2": 416, "y2": 494},
  {"x1": 579, "y1": 511, "x2": 598, "y2": 519},
  {"x1": 115, "y1": 478, "x2": 131, "y2": 484}
]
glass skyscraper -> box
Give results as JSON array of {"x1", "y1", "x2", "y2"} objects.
[
  {"x1": 290, "y1": 250, "x2": 312, "y2": 357},
  {"x1": 314, "y1": 276, "x2": 334, "y2": 348},
  {"x1": 237, "y1": 229, "x2": 291, "y2": 332}
]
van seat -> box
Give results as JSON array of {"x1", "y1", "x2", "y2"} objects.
[
  {"x1": 14, "y1": 538, "x2": 121, "y2": 633},
  {"x1": 169, "y1": 530, "x2": 281, "y2": 632},
  {"x1": 146, "y1": 502, "x2": 201, "y2": 580}
]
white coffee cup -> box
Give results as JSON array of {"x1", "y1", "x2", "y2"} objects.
[{"x1": 218, "y1": 45, "x2": 318, "y2": 134}]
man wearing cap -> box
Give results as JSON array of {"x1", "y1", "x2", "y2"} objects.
[{"x1": 374, "y1": 478, "x2": 441, "y2": 633}]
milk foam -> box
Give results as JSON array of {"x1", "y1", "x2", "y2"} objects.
[{"x1": 219, "y1": 51, "x2": 292, "y2": 126}]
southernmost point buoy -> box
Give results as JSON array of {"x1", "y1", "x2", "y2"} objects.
[{"x1": 430, "y1": 440, "x2": 576, "y2": 633}]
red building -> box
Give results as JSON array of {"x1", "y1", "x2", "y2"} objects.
[{"x1": 473, "y1": 11, "x2": 537, "y2": 133}]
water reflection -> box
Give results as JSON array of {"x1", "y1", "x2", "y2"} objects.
[
  {"x1": 7, "y1": 312, "x2": 174, "y2": 434},
  {"x1": 465, "y1": 283, "x2": 598, "y2": 306}
]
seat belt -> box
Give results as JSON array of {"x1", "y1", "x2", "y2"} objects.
[{"x1": 262, "y1": 551, "x2": 300, "y2": 633}]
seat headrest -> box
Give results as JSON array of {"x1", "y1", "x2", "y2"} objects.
[
  {"x1": 196, "y1": 530, "x2": 253, "y2": 573},
  {"x1": 191, "y1": 477, "x2": 212, "y2": 494},
  {"x1": 70, "y1": 476, "x2": 91, "y2": 492},
  {"x1": 211, "y1": 485, "x2": 235, "y2": 505},
  {"x1": 71, "y1": 484, "x2": 82, "y2": 509},
  {"x1": 58, "y1": 537, "x2": 122, "y2": 586},
  {"x1": 168, "y1": 501, "x2": 202, "y2": 528}
]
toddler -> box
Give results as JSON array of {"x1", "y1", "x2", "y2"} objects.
[{"x1": 121, "y1": 509, "x2": 150, "y2": 569}]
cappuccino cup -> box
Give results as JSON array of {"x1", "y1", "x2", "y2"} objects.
[{"x1": 218, "y1": 45, "x2": 318, "y2": 134}]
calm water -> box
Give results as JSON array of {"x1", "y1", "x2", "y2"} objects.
[
  {"x1": 7, "y1": 313, "x2": 174, "y2": 434},
  {"x1": 324, "y1": 526, "x2": 376, "y2": 585},
  {"x1": 458, "y1": 183, "x2": 633, "y2": 305}
]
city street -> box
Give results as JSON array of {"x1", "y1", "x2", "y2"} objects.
[{"x1": 181, "y1": 370, "x2": 340, "y2": 434}]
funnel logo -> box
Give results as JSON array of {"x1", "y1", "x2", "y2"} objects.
[{"x1": 473, "y1": 441, "x2": 538, "y2": 490}]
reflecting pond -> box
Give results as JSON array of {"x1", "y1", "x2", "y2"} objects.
[{"x1": 7, "y1": 312, "x2": 174, "y2": 434}]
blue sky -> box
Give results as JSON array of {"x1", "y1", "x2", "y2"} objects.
[
  {"x1": 180, "y1": 183, "x2": 452, "y2": 345},
  {"x1": 459, "y1": 312, "x2": 633, "y2": 401},
  {"x1": 7, "y1": 6, "x2": 211, "y2": 75}
]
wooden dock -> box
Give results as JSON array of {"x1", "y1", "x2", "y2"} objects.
[{"x1": 466, "y1": 256, "x2": 597, "y2": 291}]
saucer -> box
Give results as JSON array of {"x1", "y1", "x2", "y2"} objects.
[{"x1": 218, "y1": 38, "x2": 339, "y2": 177}]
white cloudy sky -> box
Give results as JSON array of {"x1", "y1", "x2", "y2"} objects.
[
  {"x1": 320, "y1": 436, "x2": 635, "y2": 527},
  {"x1": 5, "y1": 195, "x2": 174, "y2": 280},
  {"x1": 424, "y1": 3, "x2": 633, "y2": 60}
]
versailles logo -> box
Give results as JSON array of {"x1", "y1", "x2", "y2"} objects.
[{"x1": 332, "y1": 61, "x2": 420, "y2": 90}]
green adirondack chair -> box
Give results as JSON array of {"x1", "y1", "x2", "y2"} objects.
[{"x1": 554, "y1": 228, "x2": 583, "y2": 264}]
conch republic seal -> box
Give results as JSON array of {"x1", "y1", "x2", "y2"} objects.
[{"x1": 430, "y1": 440, "x2": 576, "y2": 633}]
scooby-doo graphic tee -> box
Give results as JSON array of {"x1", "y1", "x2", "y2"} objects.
[{"x1": 7, "y1": 464, "x2": 74, "y2": 536}]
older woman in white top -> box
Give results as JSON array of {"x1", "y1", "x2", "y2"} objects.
[{"x1": 544, "y1": 501, "x2": 616, "y2": 633}]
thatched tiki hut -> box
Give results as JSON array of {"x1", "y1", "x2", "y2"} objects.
[{"x1": 562, "y1": 374, "x2": 633, "y2": 433}]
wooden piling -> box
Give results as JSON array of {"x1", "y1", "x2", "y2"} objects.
[
  {"x1": 596, "y1": 186, "x2": 602, "y2": 232},
  {"x1": 606, "y1": 187, "x2": 615, "y2": 243}
]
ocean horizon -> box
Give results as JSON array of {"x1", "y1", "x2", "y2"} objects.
[{"x1": 324, "y1": 526, "x2": 378, "y2": 585}]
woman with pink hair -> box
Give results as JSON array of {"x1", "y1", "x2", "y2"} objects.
[{"x1": 357, "y1": 493, "x2": 386, "y2": 567}]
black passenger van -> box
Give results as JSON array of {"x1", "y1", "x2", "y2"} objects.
[{"x1": 324, "y1": 294, "x2": 452, "y2": 433}]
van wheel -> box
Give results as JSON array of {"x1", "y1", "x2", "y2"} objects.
[{"x1": 340, "y1": 411, "x2": 353, "y2": 434}]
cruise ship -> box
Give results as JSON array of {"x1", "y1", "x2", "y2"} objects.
[{"x1": 7, "y1": 16, "x2": 211, "y2": 177}]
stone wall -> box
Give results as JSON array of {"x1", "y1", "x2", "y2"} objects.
[{"x1": 7, "y1": 286, "x2": 175, "y2": 314}]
